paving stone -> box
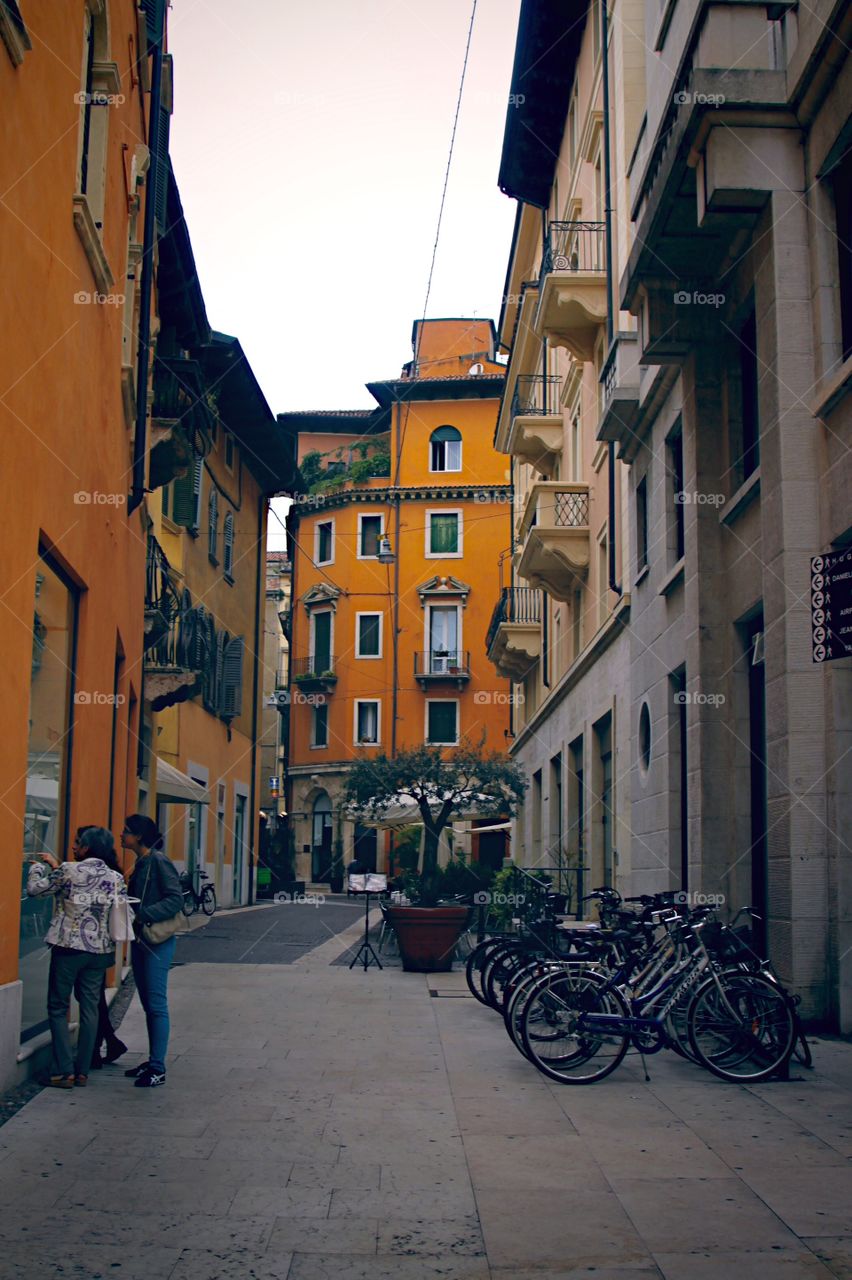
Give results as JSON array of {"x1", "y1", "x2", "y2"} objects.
[
  {"x1": 653, "y1": 1249, "x2": 837, "y2": 1278},
  {"x1": 0, "y1": 1243, "x2": 183, "y2": 1278},
  {"x1": 267, "y1": 1216, "x2": 379, "y2": 1256},
  {"x1": 463, "y1": 1132, "x2": 608, "y2": 1191},
  {"x1": 330, "y1": 1184, "x2": 478, "y2": 1220},
  {"x1": 609, "y1": 1176, "x2": 803, "y2": 1253},
  {"x1": 288, "y1": 1255, "x2": 491, "y2": 1279},
  {"x1": 229, "y1": 1186, "x2": 332, "y2": 1219},
  {"x1": 377, "y1": 1215, "x2": 485, "y2": 1257},
  {"x1": 168, "y1": 1247, "x2": 294, "y2": 1279},
  {"x1": 803, "y1": 1237, "x2": 852, "y2": 1278},
  {"x1": 476, "y1": 1185, "x2": 650, "y2": 1268},
  {"x1": 734, "y1": 1165, "x2": 852, "y2": 1237},
  {"x1": 286, "y1": 1159, "x2": 381, "y2": 1190}
]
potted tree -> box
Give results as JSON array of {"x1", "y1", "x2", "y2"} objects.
[{"x1": 345, "y1": 740, "x2": 526, "y2": 972}]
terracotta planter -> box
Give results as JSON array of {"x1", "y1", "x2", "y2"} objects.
[{"x1": 386, "y1": 905, "x2": 469, "y2": 973}]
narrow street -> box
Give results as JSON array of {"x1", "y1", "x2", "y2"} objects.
[{"x1": 0, "y1": 914, "x2": 850, "y2": 1279}]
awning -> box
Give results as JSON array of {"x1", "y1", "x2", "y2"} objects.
[{"x1": 155, "y1": 758, "x2": 211, "y2": 805}]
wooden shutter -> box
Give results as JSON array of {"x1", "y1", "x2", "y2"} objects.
[
  {"x1": 224, "y1": 512, "x2": 234, "y2": 576},
  {"x1": 171, "y1": 465, "x2": 196, "y2": 528},
  {"x1": 208, "y1": 488, "x2": 218, "y2": 560},
  {"x1": 220, "y1": 635, "x2": 244, "y2": 719}
]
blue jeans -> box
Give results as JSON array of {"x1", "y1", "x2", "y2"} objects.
[{"x1": 131, "y1": 937, "x2": 176, "y2": 1073}]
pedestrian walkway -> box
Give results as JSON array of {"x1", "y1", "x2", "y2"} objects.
[{"x1": 0, "y1": 935, "x2": 850, "y2": 1278}]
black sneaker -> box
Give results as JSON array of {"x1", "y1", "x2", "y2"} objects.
[
  {"x1": 133, "y1": 1067, "x2": 165, "y2": 1088},
  {"x1": 124, "y1": 1061, "x2": 150, "y2": 1078}
]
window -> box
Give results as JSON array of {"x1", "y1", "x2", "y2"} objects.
[
  {"x1": 0, "y1": 0, "x2": 31, "y2": 66},
  {"x1": 220, "y1": 635, "x2": 244, "y2": 719},
  {"x1": 315, "y1": 520, "x2": 334, "y2": 565},
  {"x1": 430, "y1": 426, "x2": 462, "y2": 472},
  {"x1": 570, "y1": 406, "x2": 581, "y2": 481},
  {"x1": 75, "y1": 5, "x2": 109, "y2": 228},
  {"x1": 310, "y1": 610, "x2": 332, "y2": 671},
  {"x1": 355, "y1": 699, "x2": 380, "y2": 745},
  {"x1": 225, "y1": 434, "x2": 235, "y2": 470},
  {"x1": 531, "y1": 769, "x2": 543, "y2": 855},
  {"x1": 639, "y1": 702, "x2": 652, "y2": 771},
  {"x1": 208, "y1": 488, "x2": 218, "y2": 563},
  {"x1": 427, "y1": 700, "x2": 459, "y2": 745},
  {"x1": 312, "y1": 702, "x2": 329, "y2": 748},
  {"x1": 667, "y1": 427, "x2": 685, "y2": 562},
  {"x1": 598, "y1": 529, "x2": 609, "y2": 625},
  {"x1": 356, "y1": 612, "x2": 382, "y2": 658},
  {"x1": 427, "y1": 510, "x2": 461, "y2": 557},
  {"x1": 223, "y1": 512, "x2": 235, "y2": 580},
  {"x1": 428, "y1": 605, "x2": 460, "y2": 671},
  {"x1": 358, "y1": 513, "x2": 383, "y2": 558},
  {"x1": 738, "y1": 308, "x2": 760, "y2": 481},
  {"x1": 636, "y1": 476, "x2": 648, "y2": 574},
  {"x1": 572, "y1": 588, "x2": 583, "y2": 660},
  {"x1": 833, "y1": 149, "x2": 852, "y2": 361}
]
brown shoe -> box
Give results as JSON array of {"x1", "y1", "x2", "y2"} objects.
[
  {"x1": 47, "y1": 1075, "x2": 75, "y2": 1089},
  {"x1": 74, "y1": 1075, "x2": 88, "y2": 1087}
]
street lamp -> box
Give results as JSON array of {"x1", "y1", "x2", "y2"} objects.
[{"x1": 377, "y1": 535, "x2": 395, "y2": 564}]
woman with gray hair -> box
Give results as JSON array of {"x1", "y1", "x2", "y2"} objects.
[{"x1": 27, "y1": 826, "x2": 128, "y2": 1088}]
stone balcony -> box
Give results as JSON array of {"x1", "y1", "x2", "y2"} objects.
[
  {"x1": 505, "y1": 374, "x2": 563, "y2": 476},
  {"x1": 535, "y1": 222, "x2": 608, "y2": 362},
  {"x1": 485, "y1": 587, "x2": 542, "y2": 681},
  {"x1": 597, "y1": 332, "x2": 643, "y2": 460},
  {"x1": 517, "y1": 482, "x2": 591, "y2": 603}
]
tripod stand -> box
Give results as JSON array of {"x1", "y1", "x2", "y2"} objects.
[{"x1": 349, "y1": 890, "x2": 383, "y2": 971}]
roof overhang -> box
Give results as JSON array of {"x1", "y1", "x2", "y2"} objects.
[
  {"x1": 497, "y1": 0, "x2": 588, "y2": 208},
  {"x1": 366, "y1": 375, "x2": 504, "y2": 407}
]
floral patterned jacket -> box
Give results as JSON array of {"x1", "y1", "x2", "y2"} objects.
[{"x1": 27, "y1": 858, "x2": 128, "y2": 954}]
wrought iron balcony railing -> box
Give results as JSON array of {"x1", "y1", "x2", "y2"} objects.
[
  {"x1": 414, "y1": 650, "x2": 471, "y2": 679},
  {"x1": 541, "y1": 221, "x2": 606, "y2": 277},
  {"x1": 486, "y1": 588, "x2": 542, "y2": 654},
  {"x1": 511, "y1": 374, "x2": 562, "y2": 419},
  {"x1": 292, "y1": 655, "x2": 337, "y2": 680}
]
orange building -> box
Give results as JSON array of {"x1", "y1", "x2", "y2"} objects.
[
  {"x1": 281, "y1": 319, "x2": 514, "y2": 887},
  {"x1": 0, "y1": 0, "x2": 169, "y2": 1086}
]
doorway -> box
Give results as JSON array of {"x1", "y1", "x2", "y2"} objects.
[
  {"x1": 311, "y1": 792, "x2": 334, "y2": 882},
  {"x1": 232, "y1": 792, "x2": 247, "y2": 904}
]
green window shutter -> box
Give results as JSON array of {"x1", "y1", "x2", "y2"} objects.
[
  {"x1": 359, "y1": 614, "x2": 380, "y2": 656},
  {"x1": 360, "y1": 516, "x2": 380, "y2": 556},
  {"x1": 208, "y1": 488, "x2": 218, "y2": 559},
  {"x1": 429, "y1": 514, "x2": 458, "y2": 554},
  {"x1": 313, "y1": 703, "x2": 329, "y2": 747},
  {"x1": 312, "y1": 611, "x2": 331, "y2": 671},
  {"x1": 220, "y1": 635, "x2": 244, "y2": 719},
  {"x1": 224, "y1": 512, "x2": 234, "y2": 576},
  {"x1": 171, "y1": 466, "x2": 196, "y2": 527},
  {"x1": 428, "y1": 702, "x2": 457, "y2": 744}
]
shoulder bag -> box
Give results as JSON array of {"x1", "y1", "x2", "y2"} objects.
[{"x1": 138, "y1": 857, "x2": 189, "y2": 945}]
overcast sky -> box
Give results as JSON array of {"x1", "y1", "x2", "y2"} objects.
[{"x1": 167, "y1": 0, "x2": 522, "y2": 418}]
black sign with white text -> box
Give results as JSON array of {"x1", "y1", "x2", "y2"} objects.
[{"x1": 811, "y1": 549, "x2": 852, "y2": 662}]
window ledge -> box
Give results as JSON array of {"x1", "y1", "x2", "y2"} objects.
[
  {"x1": 161, "y1": 516, "x2": 181, "y2": 537},
  {"x1": 653, "y1": 0, "x2": 678, "y2": 50},
  {"x1": 0, "y1": 4, "x2": 31, "y2": 67},
  {"x1": 659, "y1": 557, "x2": 685, "y2": 597},
  {"x1": 634, "y1": 563, "x2": 650, "y2": 588},
  {"x1": 810, "y1": 353, "x2": 852, "y2": 421},
  {"x1": 719, "y1": 468, "x2": 761, "y2": 526},
  {"x1": 72, "y1": 194, "x2": 114, "y2": 294}
]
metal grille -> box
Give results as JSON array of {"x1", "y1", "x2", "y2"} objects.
[
  {"x1": 512, "y1": 374, "x2": 562, "y2": 418},
  {"x1": 554, "y1": 490, "x2": 589, "y2": 527},
  {"x1": 542, "y1": 221, "x2": 606, "y2": 276},
  {"x1": 486, "y1": 587, "x2": 542, "y2": 652}
]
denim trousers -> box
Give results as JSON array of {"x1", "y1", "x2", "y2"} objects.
[
  {"x1": 130, "y1": 936, "x2": 176, "y2": 1073},
  {"x1": 47, "y1": 947, "x2": 113, "y2": 1077}
]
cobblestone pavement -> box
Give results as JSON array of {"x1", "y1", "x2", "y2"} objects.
[{"x1": 0, "y1": 908, "x2": 850, "y2": 1279}]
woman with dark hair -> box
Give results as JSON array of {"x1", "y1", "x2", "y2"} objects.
[
  {"x1": 122, "y1": 814, "x2": 183, "y2": 1088},
  {"x1": 27, "y1": 826, "x2": 128, "y2": 1088},
  {"x1": 70, "y1": 827, "x2": 128, "y2": 1069}
]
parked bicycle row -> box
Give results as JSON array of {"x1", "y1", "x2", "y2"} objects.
[{"x1": 465, "y1": 879, "x2": 812, "y2": 1086}]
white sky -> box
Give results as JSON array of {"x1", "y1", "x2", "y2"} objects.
[{"x1": 167, "y1": 0, "x2": 522, "y2": 418}]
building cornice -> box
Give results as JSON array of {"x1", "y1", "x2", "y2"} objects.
[{"x1": 292, "y1": 484, "x2": 513, "y2": 516}]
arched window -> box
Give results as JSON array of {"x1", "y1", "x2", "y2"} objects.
[
  {"x1": 208, "y1": 488, "x2": 218, "y2": 562},
  {"x1": 430, "y1": 425, "x2": 462, "y2": 473},
  {"x1": 223, "y1": 512, "x2": 234, "y2": 579}
]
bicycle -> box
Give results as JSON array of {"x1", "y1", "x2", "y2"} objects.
[{"x1": 180, "y1": 868, "x2": 217, "y2": 917}]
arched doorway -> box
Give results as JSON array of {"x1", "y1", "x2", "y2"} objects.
[{"x1": 311, "y1": 792, "x2": 333, "y2": 883}]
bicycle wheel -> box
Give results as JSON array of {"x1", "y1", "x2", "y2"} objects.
[
  {"x1": 520, "y1": 969, "x2": 630, "y2": 1084},
  {"x1": 201, "y1": 885, "x2": 217, "y2": 916},
  {"x1": 465, "y1": 939, "x2": 505, "y2": 1005},
  {"x1": 688, "y1": 973, "x2": 796, "y2": 1083},
  {"x1": 181, "y1": 892, "x2": 196, "y2": 917},
  {"x1": 485, "y1": 944, "x2": 528, "y2": 1013}
]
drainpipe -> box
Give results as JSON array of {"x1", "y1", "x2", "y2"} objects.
[
  {"x1": 129, "y1": 2, "x2": 166, "y2": 514},
  {"x1": 247, "y1": 492, "x2": 265, "y2": 905},
  {"x1": 390, "y1": 399, "x2": 402, "y2": 757},
  {"x1": 601, "y1": 0, "x2": 622, "y2": 596}
]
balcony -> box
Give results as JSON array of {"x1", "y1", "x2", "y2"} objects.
[
  {"x1": 597, "y1": 332, "x2": 643, "y2": 460},
  {"x1": 506, "y1": 375, "x2": 563, "y2": 476},
  {"x1": 144, "y1": 539, "x2": 201, "y2": 711},
  {"x1": 414, "y1": 650, "x2": 471, "y2": 689},
  {"x1": 517, "y1": 482, "x2": 591, "y2": 603},
  {"x1": 292, "y1": 655, "x2": 338, "y2": 693},
  {"x1": 148, "y1": 356, "x2": 215, "y2": 491},
  {"x1": 535, "y1": 222, "x2": 607, "y2": 362},
  {"x1": 486, "y1": 587, "x2": 542, "y2": 681}
]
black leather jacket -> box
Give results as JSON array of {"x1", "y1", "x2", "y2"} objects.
[{"x1": 128, "y1": 851, "x2": 183, "y2": 926}]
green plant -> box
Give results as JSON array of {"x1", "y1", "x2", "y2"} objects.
[{"x1": 345, "y1": 739, "x2": 526, "y2": 907}]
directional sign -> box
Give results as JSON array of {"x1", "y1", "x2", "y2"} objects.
[
  {"x1": 811, "y1": 549, "x2": 852, "y2": 662},
  {"x1": 268, "y1": 776, "x2": 280, "y2": 792}
]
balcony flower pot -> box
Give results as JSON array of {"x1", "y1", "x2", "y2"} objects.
[{"x1": 385, "y1": 904, "x2": 469, "y2": 973}]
